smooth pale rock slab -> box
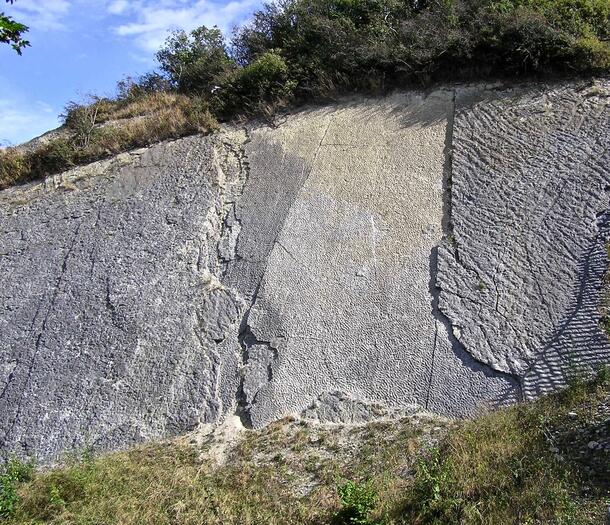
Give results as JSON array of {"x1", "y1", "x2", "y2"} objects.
[{"x1": 242, "y1": 92, "x2": 519, "y2": 426}]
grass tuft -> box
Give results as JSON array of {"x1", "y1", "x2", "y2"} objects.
[
  {"x1": 0, "y1": 93, "x2": 217, "y2": 190},
  {"x1": 2, "y1": 369, "x2": 608, "y2": 524}
]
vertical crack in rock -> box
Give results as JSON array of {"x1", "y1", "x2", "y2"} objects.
[
  {"x1": 207, "y1": 126, "x2": 282, "y2": 428},
  {"x1": 209, "y1": 127, "x2": 252, "y2": 280},
  {"x1": 2, "y1": 222, "x2": 82, "y2": 446},
  {"x1": 425, "y1": 89, "x2": 457, "y2": 410},
  {"x1": 229, "y1": 115, "x2": 334, "y2": 427},
  {"x1": 431, "y1": 89, "x2": 522, "y2": 408},
  {"x1": 199, "y1": 127, "x2": 254, "y2": 423},
  {"x1": 236, "y1": 301, "x2": 279, "y2": 428}
]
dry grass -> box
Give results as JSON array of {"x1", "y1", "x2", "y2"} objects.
[
  {"x1": 1, "y1": 416, "x2": 433, "y2": 525},
  {"x1": 2, "y1": 370, "x2": 608, "y2": 525},
  {"x1": 65, "y1": 92, "x2": 206, "y2": 125},
  {"x1": 0, "y1": 93, "x2": 218, "y2": 190},
  {"x1": 404, "y1": 368, "x2": 610, "y2": 525}
]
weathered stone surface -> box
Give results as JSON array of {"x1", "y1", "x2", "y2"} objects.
[
  {"x1": 0, "y1": 136, "x2": 246, "y2": 461},
  {"x1": 301, "y1": 392, "x2": 418, "y2": 424},
  {"x1": 0, "y1": 81, "x2": 608, "y2": 463},
  {"x1": 437, "y1": 80, "x2": 610, "y2": 396},
  {"x1": 242, "y1": 92, "x2": 518, "y2": 427}
]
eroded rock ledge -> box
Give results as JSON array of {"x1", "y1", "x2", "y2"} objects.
[{"x1": 0, "y1": 80, "x2": 608, "y2": 463}]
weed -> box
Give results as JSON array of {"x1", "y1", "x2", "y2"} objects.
[
  {"x1": 0, "y1": 457, "x2": 34, "y2": 518},
  {"x1": 334, "y1": 480, "x2": 382, "y2": 525}
]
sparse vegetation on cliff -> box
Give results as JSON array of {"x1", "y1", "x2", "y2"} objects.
[
  {"x1": 1, "y1": 0, "x2": 609, "y2": 189},
  {"x1": 0, "y1": 92, "x2": 217, "y2": 190},
  {"x1": 2, "y1": 369, "x2": 608, "y2": 525}
]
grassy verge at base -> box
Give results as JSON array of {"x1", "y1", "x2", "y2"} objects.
[{"x1": 2, "y1": 369, "x2": 608, "y2": 525}]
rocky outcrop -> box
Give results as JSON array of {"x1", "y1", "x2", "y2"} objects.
[
  {"x1": 0, "y1": 80, "x2": 608, "y2": 463},
  {"x1": 437, "y1": 82, "x2": 610, "y2": 398},
  {"x1": 0, "y1": 137, "x2": 244, "y2": 461}
]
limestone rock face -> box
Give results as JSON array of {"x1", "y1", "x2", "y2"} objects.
[
  {"x1": 0, "y1": 80, "x2": 608, "y2": 463},
  {"x1": 0, "y1": 137, "x2": 245, "y2": 461},
  {"x1": 241, "y1": 92, "x2": 518, "y2": 429},
  {"x1": 437, "y1": 82, "x2": 610, "y2": 398}
]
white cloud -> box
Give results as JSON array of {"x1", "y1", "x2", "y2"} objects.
[
  {"x1": 10, "y1": 0, "x2": 72, "y2": 31},
  {"x1": 111, "y1": 0, "x2": 260, "y2": 52},
  {"x1": 0, "y1": 98, "x2": 61, "y2": 146},
  {"x1": 107, "y1": 0, "x2": 130, "y2": 15}
]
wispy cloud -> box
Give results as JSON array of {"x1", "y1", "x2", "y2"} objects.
[
  {"x1": 9, "y1": 0, "x2": 72, "y2": 31},
  {"x1": 109, "y1": 0, "x2": 260, "y2": 52},
  {"x1": 107, "y1": 0, "x2": 130, "y2": 14},
  {"x1": 0, "y1": 98, "x2": 61, "y2": 146}
]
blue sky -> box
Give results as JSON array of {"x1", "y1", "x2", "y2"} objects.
[{"x1": 0, "y1": 0, "x2": 262, "y2": 145}]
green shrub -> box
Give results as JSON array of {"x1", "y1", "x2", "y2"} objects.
[
  {"x1": 156, "y1": 26, "x2": 235, "y2": 95},
  {"x1": 220, "y1": 51, "x2": 297, "y2": 116},
  {"x1": 0, "y1": 457, "x2": 34, "y2": 518},
  {"x1": 334, "y1": 480, "x2": 381, "y2": 525},
  {"x1": 228, "y1": 0, "x2": 610, "y2": 97},
  {"x1": 116, "y1": 73, "x2": 172, "y2": 101},
  {"x1": 573, "y1": 35, "x2": 610, "y2": 70},
  {"x1": 27, "y1": 139, "x2": 75, "y2": 177},
  {"x1": 0, "y1": 148, "x2": 28, "y2": 189}
]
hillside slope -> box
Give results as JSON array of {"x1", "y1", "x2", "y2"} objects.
[
  {"x1": 2, "y1": 370, "x2": 608, "y2": 524},
  {"x1": 0, "y1": 80, "x2": 609, "y2": 464}
]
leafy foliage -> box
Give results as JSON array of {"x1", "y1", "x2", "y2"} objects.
[
  {"x1": 334, "y1": 480, "x2": 383, "y2": 525},
  {"x1": 155, "y1": 0, "x2": 610, "y2": 115},
  {"x1": 0, "y1": 457, "x2": 33, "y2": 518},
  {"x1": 0, "y1": 1, "x2": 29, "y2": 54},
  {"x1": 156, "y1": 26, "x2": 235, "y2": 95},
  {"x1": 219, "y1": 51, "x2": 297, "y2": 117},
  {"x1": 2, "y1": 0, "x2": 610, "y2": 189}
]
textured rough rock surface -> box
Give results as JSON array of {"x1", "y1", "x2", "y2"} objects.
[
  {"x1": 0, "y1": 136, "x2": 247, "y2": 461},
  {"x1": 242, "y1": 92, "x2": 518, "y2": 428},
  {"x1": 0, "y1": 81, "x2": 608, "y2": 463},
  {"x1": 437, "y1": 81, "x2": 610, "y2": 398}
]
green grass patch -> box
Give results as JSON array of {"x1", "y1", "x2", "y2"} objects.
[
  {"x1": 2, "y1": 370, "x2": 608, "y2": 524},
  {"x1": 403, "y1": 368, "x2": 610, "y2": 524}
]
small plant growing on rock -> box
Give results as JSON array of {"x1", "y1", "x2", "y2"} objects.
[
  {"x1": 333, "y1": 480, "x2": 382, "y2": 525},
  {"x1": 0, "y1": 457, "x2": 34, "y2": 518}
]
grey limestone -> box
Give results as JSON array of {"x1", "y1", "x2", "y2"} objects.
[
  {"x1": 437, "y1": 80, "x2": 610, "y2": 397},
  {"x1": 0, "y1": 81, "x2": 608, "y2": 463}
]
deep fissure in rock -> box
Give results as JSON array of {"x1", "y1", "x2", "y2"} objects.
[{"x1": 431, "y1": 89, "x2": 523, "y2": 405}]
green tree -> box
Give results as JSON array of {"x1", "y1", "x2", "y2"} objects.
[
  {"x1": 1, "y1": 0, "x2": 29, "y2": 54},
  {"x1": 156, "y1": 26, "x2": 234, "y2": 94}
]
